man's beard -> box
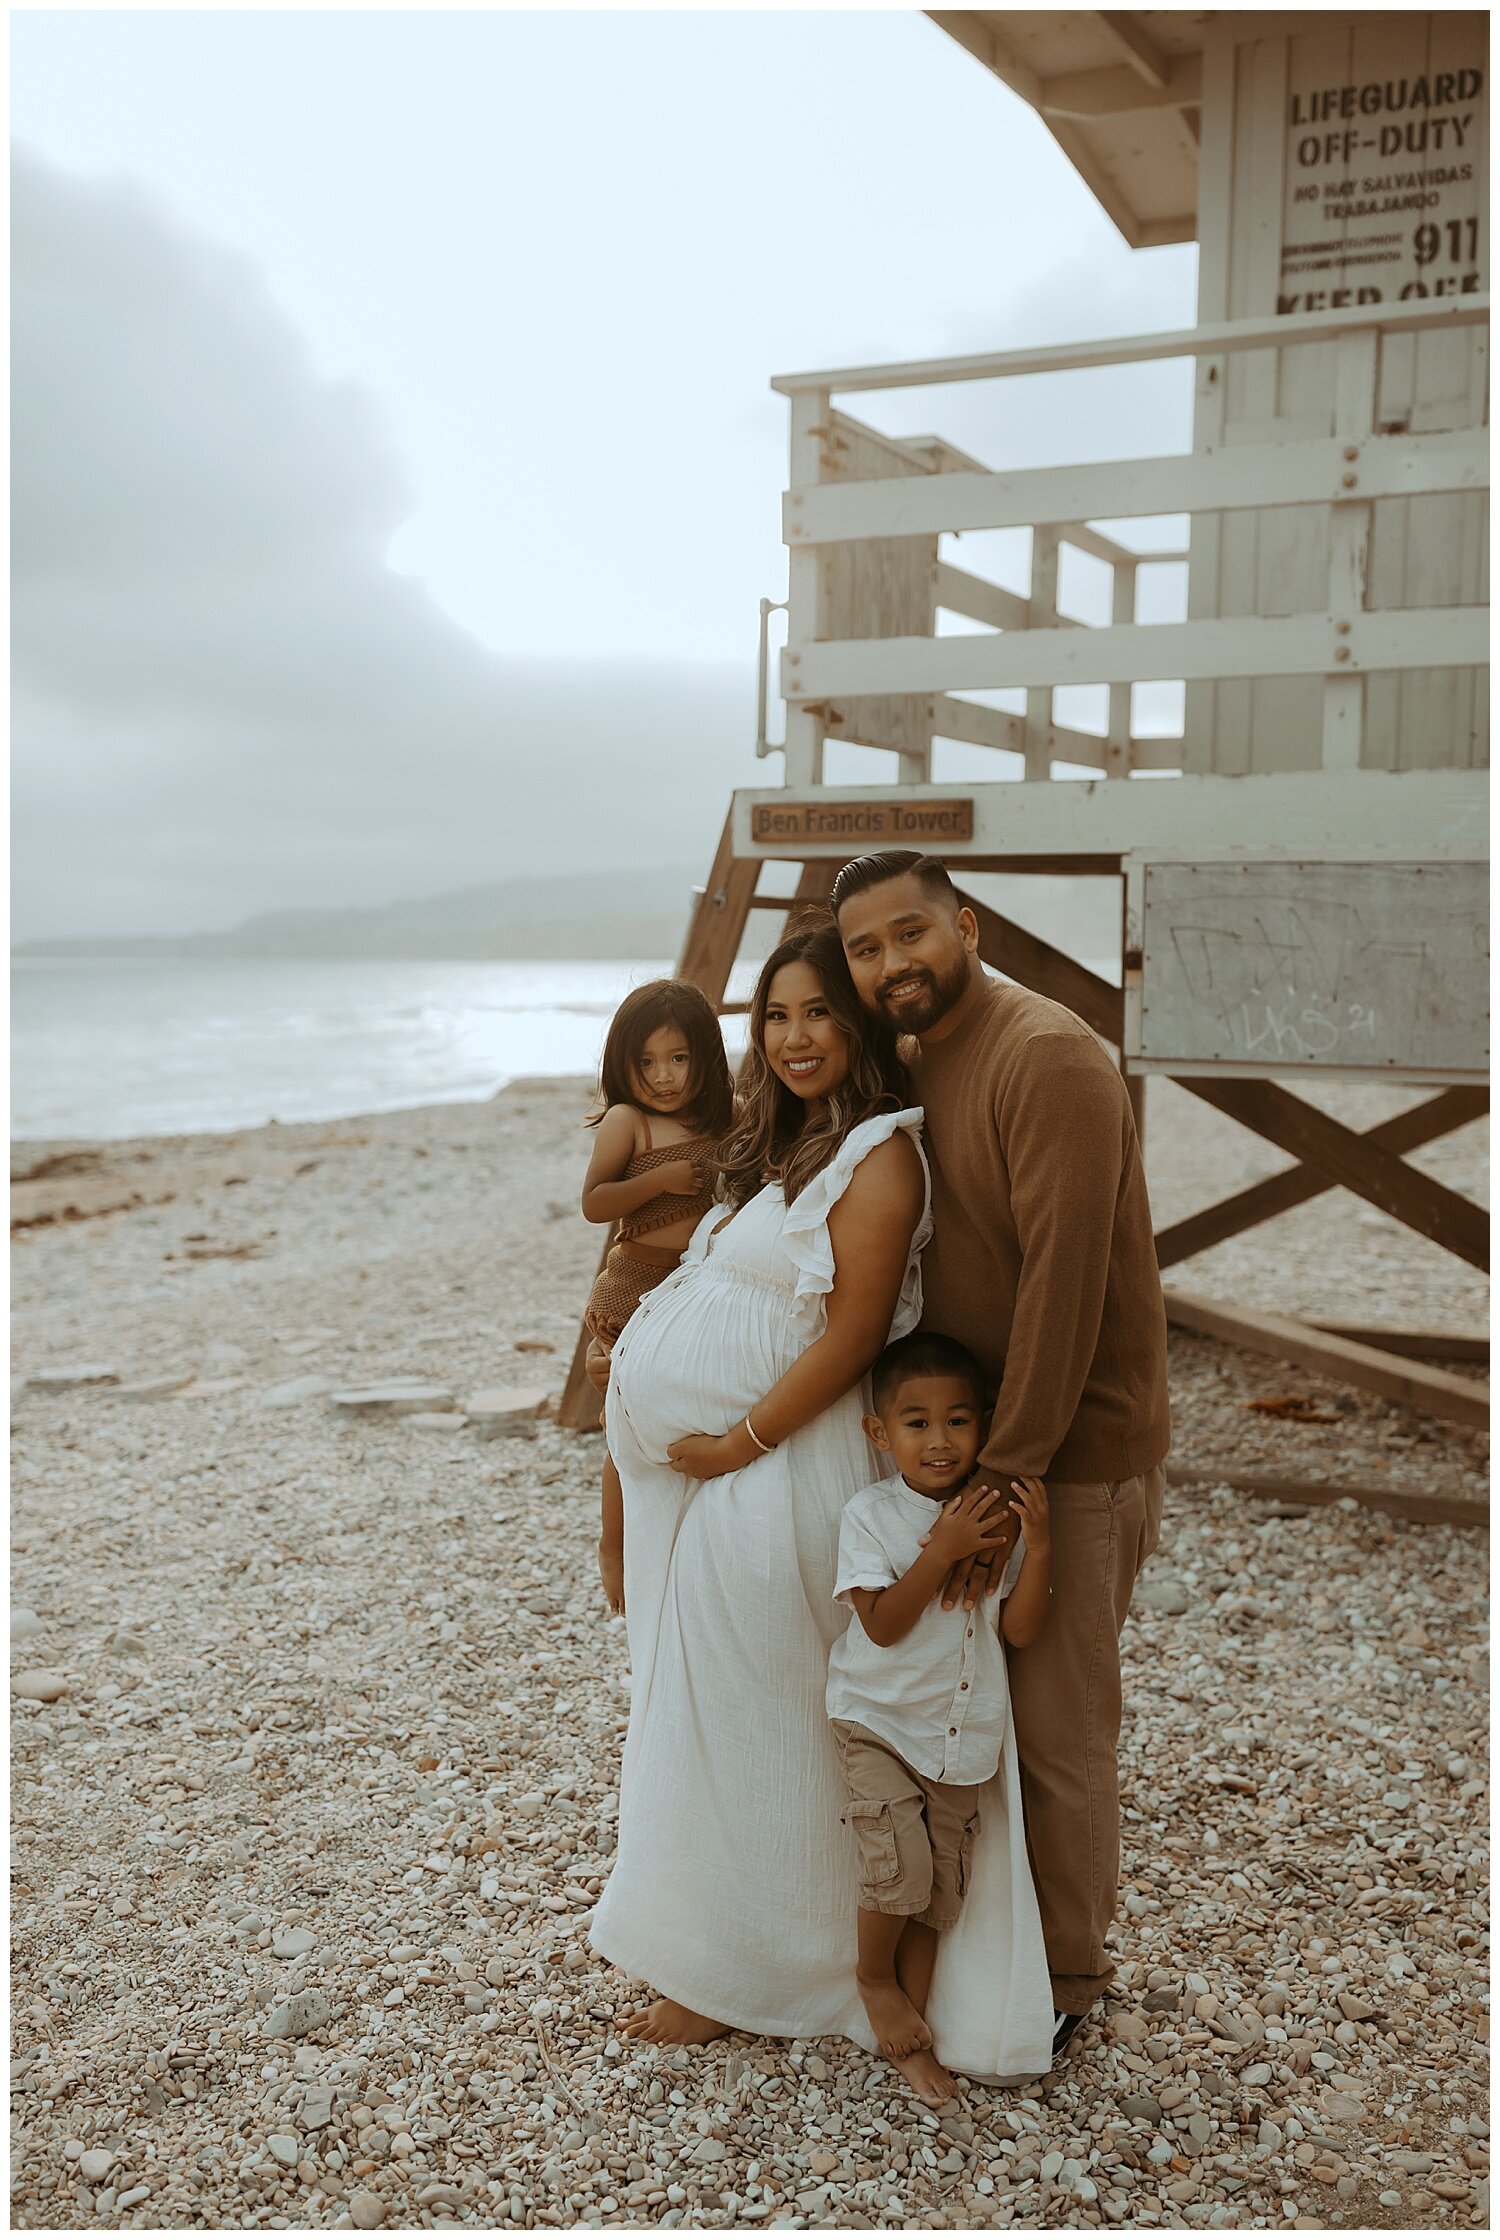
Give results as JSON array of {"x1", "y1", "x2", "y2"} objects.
[{"x1": 874, "y1": 947, "x2": 971, "y2": 1034}]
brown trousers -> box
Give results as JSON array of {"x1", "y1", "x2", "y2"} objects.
[{"x1": 1006, "y1": 1464, "x2": 1166, "y2": 2013}]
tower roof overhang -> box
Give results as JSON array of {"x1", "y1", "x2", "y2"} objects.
[{"x1": 927, "y1": 9, "x2": 1230, "y2": 249}]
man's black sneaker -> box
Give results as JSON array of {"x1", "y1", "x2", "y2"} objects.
[{"x1": 1052, "y1": 2010, "x2": 1088, "y2": 2057}]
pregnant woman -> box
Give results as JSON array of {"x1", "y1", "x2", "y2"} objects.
[{"x1": 589, "y1": 918, "x2": 1053, "y2": 2096}]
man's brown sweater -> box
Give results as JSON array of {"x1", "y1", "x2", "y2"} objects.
[{"x1": 911, "y1": 974, "x2": 1170, "y2": 1485}]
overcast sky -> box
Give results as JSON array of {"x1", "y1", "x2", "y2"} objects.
[{"x1": 13, "y1": 9, "x2": 1196, "y2": 940}]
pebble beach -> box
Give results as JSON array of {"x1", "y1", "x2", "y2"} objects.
[{"x1": 11, "y1": 1073, "x2": 1489, "y2": 2232}]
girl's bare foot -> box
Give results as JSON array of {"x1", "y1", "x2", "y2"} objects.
[
  {"x1": 857, "y1": 1972, "x2": 933, "y2": 2061},
  {"x1": 598, "y1": 1537, "x2": 625, "y2": 1616},
  {"x1": 619, "y1": 1999, "x2": 729, "y2": 2045},
  {"x1": 890, "y1": 2043, "x2": 957, "y2": 2107}
]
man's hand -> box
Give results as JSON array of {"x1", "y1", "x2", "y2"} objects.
[
  {"x1": 924, "y1": 1482, "x2": 1014, "y2": 1568},
  {"x1": 1008, "y1": 1474, "x2": 1050, "y2": 1553},
  {"x1": 598, "y1": 1538, "x2": 625, "y2": 1617},
  {"x1": 935, "y1": 1472, "x2": 1022, "y2": 1609}
]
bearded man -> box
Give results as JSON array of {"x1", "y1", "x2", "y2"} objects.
[{"x1": 834, "y1": 849, "x2": 1169, "y2": 2060}]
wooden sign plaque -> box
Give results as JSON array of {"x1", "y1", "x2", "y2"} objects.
[{"x1": 749, "y1": 798, "x2": 975, "y2": 847}]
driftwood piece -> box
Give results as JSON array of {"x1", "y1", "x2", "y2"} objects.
[
  {"x1": 1165, "y1": 1288, "x2": 1489, "y2": 1430},
  {"x1": 1169, "y1": 1464, "x2": 1486, "y2": 1531}
]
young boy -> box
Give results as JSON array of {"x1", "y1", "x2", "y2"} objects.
[{"x1": 827, "y1": 1330, "x2": 1051, "y2": 2090}]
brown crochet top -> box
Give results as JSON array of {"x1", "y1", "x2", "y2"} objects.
[{"x1": 618, "y1": 1118, "x2": 721, "y2": 1241}]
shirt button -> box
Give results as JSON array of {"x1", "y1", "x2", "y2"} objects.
[
  {"x1": 960, "y1": 1681, "x2": 969, "y2": 1690},
  {"x1": 948, "y1": 1727, "x2": 958, "y2": 1737},
  {"x1": 966, "y1": 1627, "x2": 974, "y2": 1639}
]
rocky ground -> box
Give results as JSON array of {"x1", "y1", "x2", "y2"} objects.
[{"x1": 11, "y1": 1076, "x2": 1489, "y2": 2231}]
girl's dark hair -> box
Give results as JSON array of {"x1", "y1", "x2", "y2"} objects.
[
  {"x1": 718, "y1": 913, "x2": 910, "y2": 1211},
  {"x1": 587, "y1": 979, "x2": 734, "y2": 1137}
]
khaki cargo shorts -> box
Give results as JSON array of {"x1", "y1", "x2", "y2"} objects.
[{"x1": 832, "y1": 1720, "x2": 981, "y2": 1931}]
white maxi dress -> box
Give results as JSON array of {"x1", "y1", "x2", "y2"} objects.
[{"x1": 589, "y1": 1109, "x2": 1054, "y2": 2081}]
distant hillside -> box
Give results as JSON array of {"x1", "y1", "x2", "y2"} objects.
[
  {"x1": 16, "y1": 866, "x2": 705, "y2": 962},
  {"x1": 16, "y1": 865, "x2": 1122, "y2": 967}
]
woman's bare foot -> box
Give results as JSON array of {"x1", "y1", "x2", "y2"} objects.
[
  {"x1": 619, "y1": 1999, "x2": 729, "y2": 2046},
  {"x1": 890, "y1": 2043, "x2": 957, "y2": 2107},
  {"x1": 857, "y1": 1972, "x2": 933, "y2": 2061}
]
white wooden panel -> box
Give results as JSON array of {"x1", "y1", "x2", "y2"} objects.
[
  {"x1": 813, "y1": 415, "x2": 935, "y2": 776},
  {"x1": 1211, "y1": 500, "x2": 1257, "y2": 776},
  {"x1": 1244, "y1": 33, "x2": 1311, "y2": 777},
  {"x1": 1024, "y1": 528, "x2": 1060, "y2": 780},
  {"x1": 783, "y1": 390, "x2": 829, "y2": 786},
  {"x1": 733, "y1": 770, "x2": 1489, "y2": 862},
  {"x1": 1193, "y1": 16, "x2": 1489, "y2": 782},
  {"x1": 1107, "y1": 561, "x2": 1136, "y2": 774},
  {"x1": 1277, "y1": 15, "x2": 1486, "y2": 315},
  {"x1": 785, "y1": 608, "x2": 1487, "y2": 699},
  {"x1": 929, "y1": 694, "x2": 1113, "y2": 771},
  {"x1": 1381, "y1": 11, "x2": 1489, "y2": 776},
  {"x1": 1362, "y1": 489, "x2": 1408, "y2": 774},
  {"x1": 1237, "y1": 35, "x2": 1288, "y2": 424},
  {"x1": 1346, "y1": 14, "x2": 1485, "y2": 770},
  {"x1": 1275, "y1": 18, "x2": 1349, "y2": 425},
  {"x1": 934, "y1": 563, "x2": 1028, "y2": 630},
  {"x1": 1207, "y1": 34, "x2": 1274, "y2": 778},
  {"x1": 784, "y1": 432, "x2": 1485, "y2": 546},
  {"x1": 1124, "y1": 857, "x2": 1488, "y2": 1081},
  {"x1": 1322, "y1": 330, "x2": 1378, "y2": 768},
  {"x1": 769, "y1": 295, "x2": 1485, "y2": 396}
]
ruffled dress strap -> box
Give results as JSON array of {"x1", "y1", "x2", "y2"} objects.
[{"x1": 779, "y1": 1107, "x2": 931, "y2": 1343}]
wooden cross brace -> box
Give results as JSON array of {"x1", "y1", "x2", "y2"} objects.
[{"x1": 956, "y1": 888, "x2": 1489, "y2": 1432}]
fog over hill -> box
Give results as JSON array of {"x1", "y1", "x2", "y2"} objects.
[
  {"x1": 16, "y1": 866, "x2": 1123, "y2": 965},
  {"x1": 16, "y1": 867, "x2": 703, "y2": 962}
]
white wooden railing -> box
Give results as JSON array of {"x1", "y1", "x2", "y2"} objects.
[{"x1": 769, "y1": 296, "x2": 1489, "y2": 788}]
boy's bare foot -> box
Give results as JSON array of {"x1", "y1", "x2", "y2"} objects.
[
  {"x1": 857, "y1": 1972, "x2": 933, "y2": 2061},
  {"x1": 619, "y1": 1998, "x2": 729, "y2": 2045},
  {"x1": 890, "y1": 2043, "x2": 957, "y2": 2107}
]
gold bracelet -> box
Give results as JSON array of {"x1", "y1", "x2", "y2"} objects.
[{"x1": 743, "y1": 1410, "x2": 777, "y2": 1455}]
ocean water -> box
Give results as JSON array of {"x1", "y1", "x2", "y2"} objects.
[
  {"x1": 12, "y1": 950, "x2": 1121, "y2": 1143},
  {"x1": 11, "y1": 956, "x2": 763, "y2": 1143}
]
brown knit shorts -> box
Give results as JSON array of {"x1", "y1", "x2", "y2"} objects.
[
  {"x1": 583, "y1": 1239, "x2": 682, "y2": 1348},
  {"x1": 833, "y1": 1721, "x2": 981, "y2": 1931}
]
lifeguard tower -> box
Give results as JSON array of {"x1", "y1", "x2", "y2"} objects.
[{"x1": 563, "y1": 8, "x2": 1488, "y2": 1483}]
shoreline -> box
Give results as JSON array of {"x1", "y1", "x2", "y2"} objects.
[
  {"x1": 10, "y1": 1080, "x2": 528, "y2": 1158},
  {"x1": 10, "y1": 956, "x2": 710, "y2": 1148}
]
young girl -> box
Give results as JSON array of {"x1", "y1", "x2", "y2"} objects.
[{"x1": 582, "y1": 980, "x2": 734, "y2": 1616}]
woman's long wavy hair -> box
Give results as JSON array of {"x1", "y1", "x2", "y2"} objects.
[{"x1": 718, "y1": 914, "x2": 910, "y2": 1211}]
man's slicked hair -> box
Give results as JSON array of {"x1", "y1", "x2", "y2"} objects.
[{"x1": 830, "y1": 851, "x2": 960, "y2": 917}]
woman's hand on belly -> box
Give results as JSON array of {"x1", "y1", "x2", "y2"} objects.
[{"x1": 666, "y1": 1421, "x2": 759, "y2": 1481}]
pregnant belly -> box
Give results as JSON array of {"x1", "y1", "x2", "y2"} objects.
[{"x1": 611, "y1": 1269, "x2": 792, "y2": 1461}]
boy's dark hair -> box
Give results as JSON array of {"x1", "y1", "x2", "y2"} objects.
[
  {"x1": 830, "y1": 851, "x2": 960, "y2": 917},
  {"x1": 587, "y1": 979, "x2": 735, "y2": 1137},
  {"x1": 871, "y1": 1330, "x2": 986, "y2": 1418}
]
